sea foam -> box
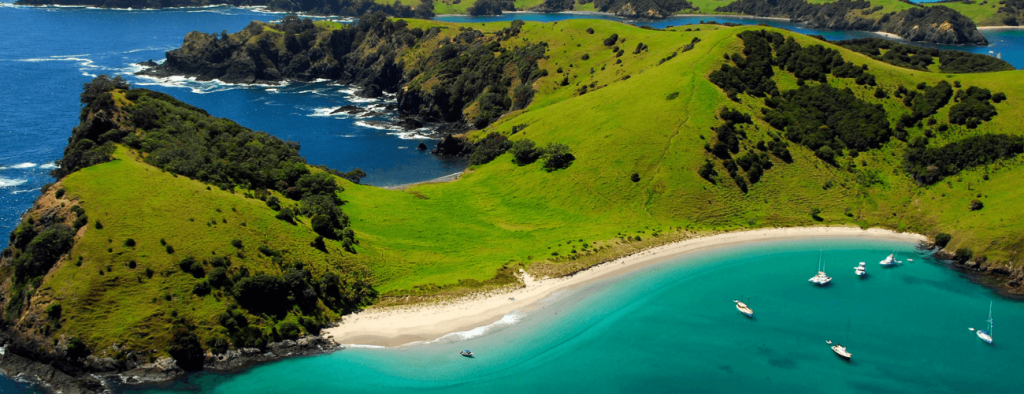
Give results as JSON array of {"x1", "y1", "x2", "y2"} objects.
[{"x1": 0, "y1": 177, "x2": 28, "y2": 188}]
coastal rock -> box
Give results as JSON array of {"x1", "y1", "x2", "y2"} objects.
[
  {"x1": 417, "y1": 142, "x2": 428, "y2": 151},
  {"x1": 331, "y1": 105, "x2": 366, "y2": 115},
  {"x1": 118, "y1": 357, "x2": 184, "y2": 385},
  {"x1": 397, "y1": 117, "x2": 424, "y2": 130},
  {"x1": 716, "y1": 0, "x2": 988, "y2": 45},
  {"x1": 137, "y1": 59, "x2": 159, "y2": 68},
  {"x1": 203, "y1": 336, "x2": 339, "y2": 372}
]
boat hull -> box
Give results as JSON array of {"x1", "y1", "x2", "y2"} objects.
[{"x1": 977, "y1": 330, "x2": 993, "y2": 344}]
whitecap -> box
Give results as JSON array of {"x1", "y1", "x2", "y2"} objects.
[
  {"x1": 387, "y1": 130, "x2": 435, "y2": 140},
  {"x1": 0, "y1": 178, "x2": 28, "y2": 188},
  {"x1": 2, "y1": 162, "x2": 37, "y2": 169},
  {"x1": 308, "y1": 107, "x2": 352, "y2": 118},
  {"x1": 40, "y1": 162, "x2": 59, "y2": 170},
  {"x1": 11, "y1": 189, "x2": 38, "y2": 195}
]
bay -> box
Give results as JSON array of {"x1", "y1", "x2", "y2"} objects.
[{"x1": 126, "y1": 238, "x2": 1024, "y2": 394}]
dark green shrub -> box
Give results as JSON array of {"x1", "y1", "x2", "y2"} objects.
[
  {"x1": 543, "y1": 143, "x2": 574, "y2": 172},
  {"x1": 66, "y1": 337, "x2": 90, "y2": 360},
  {"x1": 208, "y1": 267, "x2": 229, "y2": 288},
  {"x1": 73, "y1": 215, "x2": 89, "y2": 229},
  {"x1": 193, "y1": 281, "x2": 211, "y2": 296},
  {"x1": 230, "y1": 239, "x2": 243, "y2": 249},
  {"x1": 125, "y1": 238, "x2": 136, "y2": 247},
  {"x1": 955, "y1": 247, "x2": 973, "y2": 263},
  {"x1": 55, "y1": 189, "x2": 66, "y2": 199},
  {"x1": 510, "y1": 139, "x2": 542, "y2": 165},
  {"x1": 167, "y1": 326, "x2": 204, "y2": 371},
  {"x1": 205, "y1": 336, "x2": 230, "y2": 354},
  {"x1": 630, "y1": 173, "x2": 640, "y2": 182},
  {"x1": 970, "y1": 199, "x2": 983, "y2": 211},
  {"x1": 277, "y1": 321, "x2": 302, "y2": 340},
  {"x1": 266, "y1": 196, "x2": 281, "y2": 211},
  {"x1": 935, "y1": 233, "x2": 951, "y2": 248},
  {"x1": 275, "y1": 208, "x2": 295, "y2": 223},
  {"x1": 165, "y1": 245, "x2": 175, "y2": 254},
  {"x1": 603, "y1": 34, "x2": 618, "y2": 46}
]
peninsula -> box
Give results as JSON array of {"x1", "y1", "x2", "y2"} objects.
[{"x1": 3, "y1": 17, "x2": 1024, "y2": 393}]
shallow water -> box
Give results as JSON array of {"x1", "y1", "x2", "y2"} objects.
[{"x1": 126, "y1": 238, "x2": 1024, "y2": 393}]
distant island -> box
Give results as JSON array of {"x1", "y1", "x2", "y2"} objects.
[
  {"x1": 12, "y1": 0, "x2": 1009, "y2": 45},
  {"x1": 3, "y1": 16, "x2": 1024, "y2": 393}
]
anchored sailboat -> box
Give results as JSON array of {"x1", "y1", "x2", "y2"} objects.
[
  {"x1": 976, "y1": 302, "x2": 994, "y2": 345},
  {"x1": 829, "y1": 320, "x2": 853, "y2": 361},
  {"x1": 809, "y1": 252, "x2": 832, "y2": 286}
]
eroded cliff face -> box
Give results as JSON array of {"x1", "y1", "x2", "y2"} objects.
[{"x1": 717, "y1": 0, "x2": 988, "y2": 45}]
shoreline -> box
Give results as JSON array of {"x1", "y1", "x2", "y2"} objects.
[{"x1": 323, "y1": 226, "x2": 926, "y2": 347}]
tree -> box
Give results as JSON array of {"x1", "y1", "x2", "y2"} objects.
[
  {"x1": 934, "y1": 233, "x2": 951, "y2": 248},
  {"x1": 510, "y1": 139, "x2": 542, "y2": 165},
  {"x1": 970, "y1": 199, "x2": 984, "y2": 211},
  {"x1": 955, "y1": 247, "x2": 974, "y2": 264},
  {"x1": 167, "y1": 326, "x2": 204, "y2": 371},
  {"x1": 698, "y1": 159, "x2": 717, "y2": 183},
  {"x1": 815, "y1": 146, "x2": 835, "y2": 164},
  {"x1": 543, "y1": 143, "x2": 574, "y2": 172}
]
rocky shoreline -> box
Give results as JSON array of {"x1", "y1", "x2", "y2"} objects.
[{"x1": 0, "y1": 334, "x2": 342, "y2": 394}]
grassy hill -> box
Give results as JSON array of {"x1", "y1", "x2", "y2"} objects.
[{"x1": 2, "y1": 18, "x2": 1023, "y2": 378}]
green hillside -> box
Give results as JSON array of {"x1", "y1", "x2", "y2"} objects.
[{"x1": 3, "y1": 18, "x2": 1023, "y2": 374}]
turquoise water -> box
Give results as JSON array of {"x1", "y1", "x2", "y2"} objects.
[{"x1": 128, "y1": 238, "x2": 1023, "y2": 393}]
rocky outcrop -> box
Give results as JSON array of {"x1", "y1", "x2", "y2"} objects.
[
  {"x1": 716, "y1": 0, "x2": 988, "y2": 46},
  {"x1": 13, "y1": 0, "x2": 434, "y2": 18}
]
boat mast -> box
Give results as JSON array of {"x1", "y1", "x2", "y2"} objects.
[{"x1": 988, "y1": 301, "x2": 993, "y2": 337}]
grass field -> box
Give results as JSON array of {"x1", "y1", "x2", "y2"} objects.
[{"x1": 9, "y1": 18, "x2": 1024, "y2": 359}]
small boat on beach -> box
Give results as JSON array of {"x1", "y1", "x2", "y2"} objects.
[
  {"x1": 460, "y1": 350, "x2": 474, "y2": 357},
  {"x1": 734, "y1": 297, "x2": 753, "y2": 317},
  {"x1": 809, "y1": 253, "x2": 832, "y2": 286},
  {"x1": 854, "y1": 262, "x2": 867, "y2": 277},
  {"x1": 976, "y1": 302, "x2": 994, "y2": 345}
]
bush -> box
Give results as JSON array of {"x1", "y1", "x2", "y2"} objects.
[
  {"x1": 275, "y1": 208, "x2": 295, "y2": 223},
  {"x1": 55, "y1": 189, "x2": 66, "y2": 199},
  {"x1": 167, "y1": 326, "x2": 204, "y2": 371},
  {"x1": 630, "y1": 173, "x2": 640, "y2": 182},
  {"x1": 311, "y1": 235, "x2": 326, "y2": 251},
  {"x1": 935, "y1": 233, "x2": 951, "y2": 248},
  {"x1": 277, "y1": 320, "x2": 302, "y2": 340},
  {"x1": 542, "y1": 143, "x2": 574, "y2": 172},
  {"x1": 969, "y1": 199, "x2": 984, "y2": 211},
  {"x1": 165, "y1": 245, "x2": 175, "y2": 254},
  {"x1": 66, "y1": 337, "x2": 90, "y2": 360},
  {"x1": 811, "y1": 208, "x2": 823, "y2": 221},
  {"x1": 266, "y1": 196, "x2": 281, "y2": 211},
  {"x1": 193, "y1": 280, "x2": 211, "y2": 296},
  {"x1": 12, "y1": 224, "x2": 76, "y2": 283},
  {"x1": 46, "y1": 303, "x2": 62, "y2": 321},
  {"x1": 205, "y1": 336, "x2": 230, "y2": 354},
  {"x1": 586, "y1": 27, "x2": 594, "y2": 34},
  {"x1": 231, "y1": 239, "x2": 243, "y2": 249},
  {"x1": 815, "y1": 146, "x2": 836, "y2": 164},
  {"x1": 208, "y1": 267, "x2": 229, "y2": 288},
  {"x1": 955, "y1": 247, "x2": 973, "y2": 263},
  {"x1": 603, "y1": 34, "x2": 618, "y2": 46},
  {"x1": 124, "y1": 238, "x2": 136, "y2": 247},
  {"x1": 234, "y1": 274, "x2": 289, "y2": 315},
  {"x1": 468, "y1": 133, "x2": 512, "y2": 166},
  {"x1": 510, "y1": 139, "x2": 542, "y2": 165},
  {"x1": 698, "y1": 159, "x2": 717, "y2": 183}
]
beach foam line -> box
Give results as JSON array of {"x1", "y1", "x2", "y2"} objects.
[
  {"x1": 40, "y1": 162, "x2": 59, "y2": 170},
  {"x1": 308, "y1": 107, "x2": 352, "y2": 118},
  {"x1": 387, "y1": 130, "x2": 434, "y2": 140},
  {"x1": 323, "y1": 226, "x2": 927, "y2": 347}
]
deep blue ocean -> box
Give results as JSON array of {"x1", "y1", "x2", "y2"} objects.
[{"x1": 0, "y1": 3, "x2": 1022, "y2": 393}]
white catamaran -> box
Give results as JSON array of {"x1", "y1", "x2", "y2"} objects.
[
  {"x1": 975, "y1": 302, "x2": 994, "y2": 345},
  {"x1": 809, "y1": 253, "x2": 832, "y2": 286}
]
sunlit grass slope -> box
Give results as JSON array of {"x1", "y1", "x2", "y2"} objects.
[{"x1": 339, "y1": 20, "x2": 1024, "y2": 296}]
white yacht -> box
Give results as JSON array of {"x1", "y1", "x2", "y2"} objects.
[
  {"x1": 976, "y1": 302, "x2": 994, "y2": 345},
  {"x1": 734, "y1": 298, "x2": 753, "y2": 317},
  {"x1": 831, "y1": 343, "x2": 852, "y2": 360},
  {"x1": 854, "y1": 262, "x2": 867, "y2": 277},
  {"x1": 809, "y1": 253, "x2": 832, "y2": 286},
  {"x1": 879, "y1": 252, "x2": 898, "y2": 267}
]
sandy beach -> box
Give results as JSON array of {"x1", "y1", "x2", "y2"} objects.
[{"x1": 323, "y1": 226, "x2": 926, "y2": 347}]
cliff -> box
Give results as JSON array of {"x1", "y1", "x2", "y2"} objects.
[
  {"x1": 141, "y1": 15, "x2": 547, "y2": 128},
  {"x1": 716, "y1": 0, "x2": 988, "y2": 45},
  {"x1": 532, "y1": 0, "x2": 694, "y2": 19}
]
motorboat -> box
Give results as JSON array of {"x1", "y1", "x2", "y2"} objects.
[
  {"x1": 879, "y1": 252, "x2": 899, "y2": 267},
  {"x1": 460, "y1": 350, "x2": 474, "y2": 357},
  {"x1": 831, "y1": 343, "x2": 852, "y2": 360},
  {"x1": 854, "y1": 262, "x2": 867, "y2": 277}
]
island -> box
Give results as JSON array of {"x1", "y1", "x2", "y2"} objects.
[
  {"x1": 12, "y1": 0, "x2": 1006, "y2": 45},
  {"x1": 2, "y1": 17, "x2": 1023, "y2": 393}
]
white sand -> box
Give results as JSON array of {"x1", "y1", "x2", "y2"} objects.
[
  {"x1": 323, "y1": 226, "x2": 926, "y2": 347},
  {"x1": 978, "y1": 26, "x2": 1024, "y2": 30},
  {"x1": 873, "y1": 31, "x2": 902, "y2": 39}
]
